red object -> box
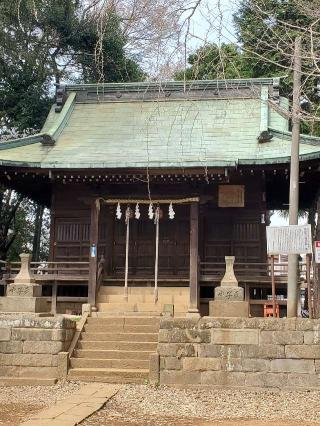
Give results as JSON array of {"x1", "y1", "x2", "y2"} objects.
[{"x1": 264, "y1": 303, "x2": 280, "y2": 317}]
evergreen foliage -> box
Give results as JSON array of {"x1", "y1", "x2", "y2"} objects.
[
  {"x1": 0, "y1": 0, "x2": 144, "y2": 261},
  {"x1": 0, "y1": 0, "x2": 144, "y2": 131}
]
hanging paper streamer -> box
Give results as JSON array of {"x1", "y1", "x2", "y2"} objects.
[
  {"x1": 148, "y1": 203, "x2": 154, "y2": 220},
  {"x1": 125, "y1": 206, "x2": 131, "y2": 224},
  {"x1": 168, "y1": 202, "x2": 175, "y2": 219},
  {"x1": 135, "y1": 203, "x2": 140, "y2": 219},
  {"x1": 116, "y1": 202, "x2": 122, "y2": 219}
]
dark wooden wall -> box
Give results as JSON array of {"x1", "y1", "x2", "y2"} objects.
[{"x1": 50, "y1": 176, "x2": 267, "y2": 274}]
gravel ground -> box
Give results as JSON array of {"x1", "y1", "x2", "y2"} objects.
[
  {"x1": 0, "y1": 380, "x2": 81, "y2": 426},
  {"x1": 82, "y1": 385, "x2": 320, "y2": 426}
]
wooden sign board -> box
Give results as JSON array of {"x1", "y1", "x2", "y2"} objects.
[
  {"x1": 266, "y1": 225, "x2": 312, "y2": 255},
  {"x1": 315, "y1": 241, "x2": 320, "y2": 263},
  {"x1": 218, "y1": 185, "x2": 245, "y2": 208}
]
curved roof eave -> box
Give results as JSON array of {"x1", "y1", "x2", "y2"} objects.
[
  {"x1": 239, "y1": 150, "x2": 320, "y2": 165},
  {"x1": 0, "y1": 92, "x2": 76, "y2": 151}
]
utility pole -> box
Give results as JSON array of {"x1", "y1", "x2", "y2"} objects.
[{"x1": 287, "y1": 36, "x2": 302, "y2": 317}]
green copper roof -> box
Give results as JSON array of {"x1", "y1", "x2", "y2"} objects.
[{"x1": 0, "y1": 79, "x2": 319, "y2": 169}]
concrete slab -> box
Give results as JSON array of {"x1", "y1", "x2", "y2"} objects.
[{"x1": 20, "y1": 383, "x2": 120, "y2": 426}]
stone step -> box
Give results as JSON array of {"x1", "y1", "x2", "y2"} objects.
[
  {"x1": 98, "y1": 294, "x2": 181, "y2": 303},
  {"x1": 97, "y1": 302, "x2": 188, "y2": 313},
  {"x1": 96, "y1": 302, "x2": 163, "y2": 313},
  {"x1": 99, "y1": 286, "x2": 189, "y2": 296},
  {"x1": 67, "y1": 374, "x2": 145, "y2": 384},
  {"x1": 68, "y1": 367, "x2": 149, "y2": 381},
  {"x1": 78, "y1": 340, "x2": 158, "y2": 351},
  {"x1": 80, "y1": 332, "x2": 158, "y2": 342},
  {"x1": 74, "y1": 349, "x2": 153, "y2": 360},
  {"x1": 70, "y1": 357, "x2": 149, "y2": 369},
  {"x1": 86, "y1": 316, "x2": 160, "y2": 326},
  {"x1": 84, "y1": 324, "x2": 159, "y2": 333},
  {"x1": 92, "y1": 311, "x2": 162, "y2": 318}
]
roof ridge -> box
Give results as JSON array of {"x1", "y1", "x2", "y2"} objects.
[
  {"x1": 0, "y1": 92, "x2": 76, "y2": 150},
  {"x1": 64, "y1": 77, "x2": 283, "y2": 92}
]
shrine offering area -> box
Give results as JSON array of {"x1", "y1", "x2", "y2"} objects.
[{"x1": 158, "y1": 317, "x2": 320, "y2": 388}]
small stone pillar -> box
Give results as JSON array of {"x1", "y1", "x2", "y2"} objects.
[
  {"x1": 0, "y1": 253, "x2": 49, "y2": 313},
  {"x1": 209, "y1": 256, "x2": 249, "y2": 317}
]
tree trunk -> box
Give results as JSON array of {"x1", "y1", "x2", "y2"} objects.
[
  {"x1": 0, "y1": 190, "x2": 23, "y2": 260},
  {"x1": 32, "y1": 204, "x2": 44, "y2": 262}
]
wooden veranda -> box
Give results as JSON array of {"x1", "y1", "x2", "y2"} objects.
[{"x1": 0, "y1": 256, "x2": 313, "y2": 317}]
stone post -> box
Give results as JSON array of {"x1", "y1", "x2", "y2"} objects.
[
  {"x1": 209, "y1": 256, "x2": 249, "y2": 317},
  {"x1": 0, "y1": 253, "x2": 49, "y2": 313}
]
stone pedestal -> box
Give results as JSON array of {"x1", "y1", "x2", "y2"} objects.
[
  {"x1": 0, "y1": 253, "x2": 49, "y2": 313},
  {"x1": 209, "y1": 256, "x2": 249, "y2": 317}
]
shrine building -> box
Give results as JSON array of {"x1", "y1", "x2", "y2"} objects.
[{"x1": 0, "y1": 78, "x2": 319, "y2": 317}]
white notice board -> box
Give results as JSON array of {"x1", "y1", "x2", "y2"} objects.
[{"x1": 266, "y1": 224, "x2": 312, "y2": 255}]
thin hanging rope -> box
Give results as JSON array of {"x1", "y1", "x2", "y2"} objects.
[
  {"x1": 124, "y1": 207, "x2": 131, "y2": 300},
  {"x1": 100, "y1": 197, "x2": 199, "y2": 205},
  {"x1": 154, "y1": 207, "x2": 160, "y2": 303}
]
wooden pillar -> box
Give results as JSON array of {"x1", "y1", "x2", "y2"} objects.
[
  {"x1": 188, "y1": 203, "x2": 200, "y2": 317},
  {"x1": 88, "y1": 198, "x2": 100, "y2": 307}
]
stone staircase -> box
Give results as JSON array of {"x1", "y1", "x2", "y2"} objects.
[
  {"x1": 68, "y1": 316, "x2": 159, "y2": 383},
  {"x1": 96, "y1": 285, "x2": 189, "y2": 316}
]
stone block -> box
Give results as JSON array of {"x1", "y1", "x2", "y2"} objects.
[
  {"x1": 239, "y1": 344, "x2": 285, "y2": 359},
  {"x1": 296, "y1": 318, "x2": 320, "y2": 331},
  {"x1": 211, "y1": 329, "x2": 258, "y2": 345},
  {"x1": 201, "y1": 371, "x2": 245, "y2": 387},
  {"x1": 160, "y1": 318, "x2": 200, "y2": 330},
  {"x1": 22, "y1": 341, "x2": 64, "y2": 354},
  {"x1": 0, "y1": 366, "x2": 20, "y2": 377},
  {"x1": 314, "y1": 360, "x2": 320, "y2": 373},
  {"x1": 270, "y1": 359, "x2": 315, "y2": 374},
  {"x1": 285, "y1": 345, "x2": 320, "y2": 359},
  {"x1": 256, "y1": 318, "x2": 296, "y2": 331},
  {"x1": 160, "y1": 370, "x2": 201, "y2": 385},
  {"x1": 183, "y1": 357, "x2": 221, "y2": 371},
  {"x1": 198, "y1": 344, "x2": 241, "y2": 358},
  {"x1": 0, "y1": 315, "x2": 75, "y2": 330},
  {"x1": 149, "y1": 353, "x2": 160, "y2": 384},
  {"x1": 57, "y1": 352, "x2": 69, "y2": 378},
  {"x1": 6, "y1": 284, "x2": 41, "y2": 297},
  {"x1": 19, "y1": 366, "x2": 57, "y2": 378},
  {"x1": 200, "y1": 317, "x2": 257, "y2": 330},
  {"x1": 0, "y1": 328, "x2": 11, "y2": 341},
  {"x1": 214, "y1": 286, "x2": 244, "y2": 301},
  {"x1": 0, "y1": 296, "x2": 49, "y2": 313},
  {"x1": 304, "y1": 331, "x2": 320, "y2": 345},
  {"x1": 245, "y1": 372, "x2": 287, "y2": 388},
  {"x1": 0, "y1": 353, "x2": 55, "y2": 367},
  {"x1": 209, "y1": 301, "x2": 249, "y2": 318},
  {"x1": 287, "y1": 373, "x2": 320, "y2": 388},
  {"x1": 220, "y1": 357, "x2": 243, "y2": 372},
  {"x1": 11, "y1": 328, "x2": 66, "y2": 341},
  {"x1": 162, "y1": 357, "x2": 182, "y2": 370},
  {"x1": 260, "y1": 331, "x2": 303, "y2": 345},
  {"x1": 240, "y1": 358, "x2": 270, "y2": 372},
  {"x1": 0, "y1": 341, "x2": 22, "y2": 354},
  {"x1": 157, "y1": 343, "x2": 197, "y2": 357},
  {"x1": 158, "y1": 329, "x2": 210, "y2": 344}
]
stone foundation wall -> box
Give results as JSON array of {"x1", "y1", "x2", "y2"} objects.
[
  {"x1": 158, "y1": 317, "x2": 320, "y2": 389},
  {"x1": 0, "y1": 315, "x2": 75, "y2": 379}
]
